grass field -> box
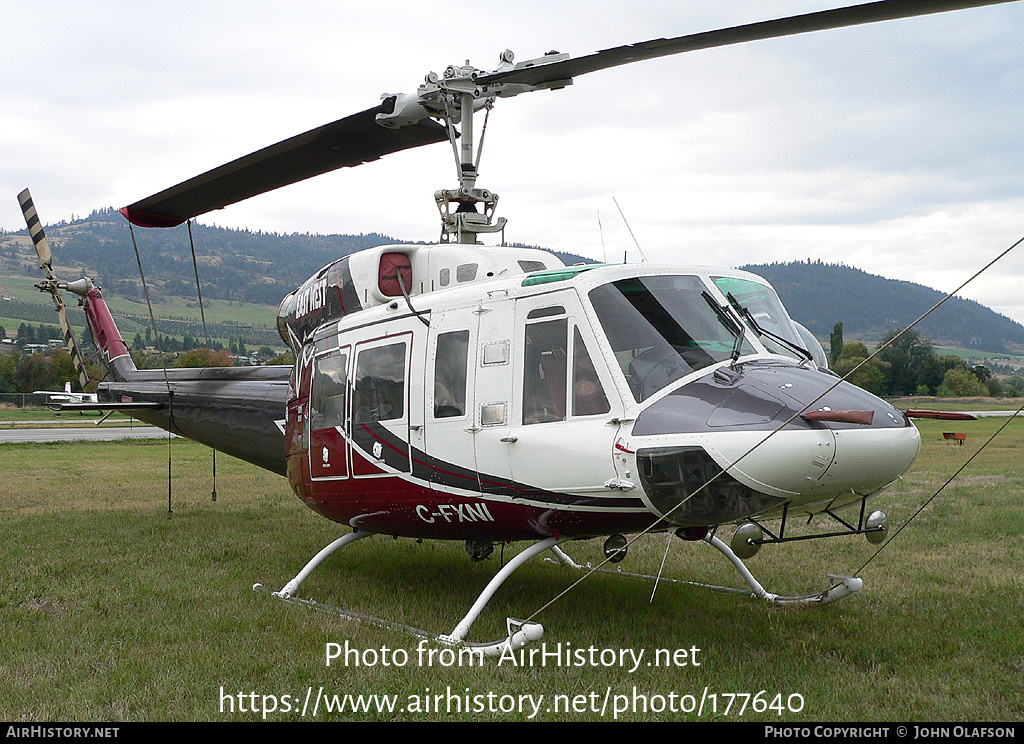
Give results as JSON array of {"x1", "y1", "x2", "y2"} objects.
[{"x1": 1, "y1": 417, "x2": 1022, "y2": 722}]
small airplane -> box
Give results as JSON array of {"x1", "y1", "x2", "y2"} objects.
[
  {"x1": 33, "y1": 381, "x2": 98, "y2": 406},
  {"x1": 18, "y1": 0, "x2": 999, "y2": 654}
]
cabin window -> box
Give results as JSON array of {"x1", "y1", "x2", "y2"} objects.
[
  {"x1": 712, "y1": 276, "x2": 806, "y2": 362},
  {"x1": 310, "y1": 352, "x2": 348, "y2": 430},
  {"x1": 522, "y1": 318, "x2": 567, "y2": 425},
  {"x1": 572, "y1": 327, "x2": 610, "y2": 416},
  {"x1": 456, "y1": 263, "x2": 478, "y2": 283},
  {"x1": 353, "y1": 342, "x2": 406, "y2": 423},
  {"x1": 526, "y1": 306, "x2": 565, "y2": 320},
  {"x1": 434, "y1": 330, "x2": 470, "y2": 418},
  {"x1": 438, "y1": 268, "x2": 450, "y2": 287},
  {"x1": 518, "y1": 260, "x2": 547, "y2": 273}
]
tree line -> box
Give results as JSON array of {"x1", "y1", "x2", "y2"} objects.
[
  {"x1": 1, "y1": 322, "x2": 291, "y2": 397},
  {"x1": 746, "y1": 260, "x2": 1024, "y2": 354},
  {"x1": 5, "y1": 318, "x2": 1020, "y2": 401},
  {"x1": 827, "y1": 322, "x2": 1024, "y2": 398}
]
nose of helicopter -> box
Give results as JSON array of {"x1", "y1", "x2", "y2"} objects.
[
  {"x1": 700, "y1": 409, "x2": 921, "y2": 505},
  {"x1": 631, "y1": 362, "x2": 921, "y2": 525}
]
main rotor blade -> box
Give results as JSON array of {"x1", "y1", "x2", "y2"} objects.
[
  {"x1": 121, "y1": 105, "x2": 448, "y2": 228},
  {"x1": 478, "y1": 0, "x2": 1017, "y2": 88}
]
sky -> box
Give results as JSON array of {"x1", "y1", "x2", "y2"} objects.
[{"x1": 4, "y1": 0, "x2": 1024, "y2": 326}]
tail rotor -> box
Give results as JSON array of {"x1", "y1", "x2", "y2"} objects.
[{"x1": 17, "y1": 188, "x2": 91, "y2": 391}]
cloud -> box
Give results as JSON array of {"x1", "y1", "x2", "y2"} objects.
[{"x1": 4, "y1": 0, "x2": 1024, "y2": 323}]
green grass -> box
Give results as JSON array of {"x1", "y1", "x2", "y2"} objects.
[
  {"x1": 1, "y1": 272, "x2": 279, "y2": 329},
  {"x1": 1, "y1": 421, "x2": 1022, "y2": 721},
  {"x1": 934, "y1": 346, "x2": 1024, "y2": 365}
]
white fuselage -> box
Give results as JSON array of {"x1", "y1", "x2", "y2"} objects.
[{"x1": 282, "y1": 243, "x2": 920, "y2": 538}]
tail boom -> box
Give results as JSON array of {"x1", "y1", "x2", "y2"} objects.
[
  {"x1": 99, "y1": 367, "x2": 290, "y2": 475},
  {"x1": 77, "y1": 278, "x2": 290, "y2": 475}
]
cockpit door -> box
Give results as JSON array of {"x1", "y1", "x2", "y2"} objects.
[{"x1": 504, "y1": 291, "x2": 624, "y2": 499}]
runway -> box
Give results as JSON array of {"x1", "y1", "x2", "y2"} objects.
[{"x1": 0, "y1": 425, "x2": 175, "y2": 444}]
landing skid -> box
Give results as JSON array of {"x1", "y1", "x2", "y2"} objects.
[
  {"x1": 253, "y1": 530, "x2": 559, "y2": 656},
  {"x1": 703, "y1": 534, "x2": 862, "y2": 605},
  {"x1": 548, "y1": 534, "x2": 862, "y2": 606}
]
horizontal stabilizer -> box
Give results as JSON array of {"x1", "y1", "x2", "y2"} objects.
[
  {"x1": 50, "y1": 401, "x2": 163, "y2": 412},
  {"x1": 904, "y1": 409, "x2": 978, "y2": 420}
]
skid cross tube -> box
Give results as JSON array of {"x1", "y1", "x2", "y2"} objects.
[
  {"x1": 268, "y1": 529, "x2": 374, "y2": 598},
  {"x1": 748, "y1": 499, "x2": 883, "y2": 547},
  {"x1": 256, "y1": 531, "x2": 559, "y2": 655},
  {"x1": 704, "y1": 534, "x2": 863, "y2": 606},
  {"x1": 543, "y1": 535, "x2": 862, "y2": 607},
  {"x1": 439, "y1": 536, "x2": 562, "y2": 651}
]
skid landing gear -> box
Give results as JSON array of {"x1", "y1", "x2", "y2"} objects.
[
  {"x1": 703, "y1": 534, "x2": 862, "y2": 606},
  {"x1": 546, "y1": 533, "x2": 863, "y2": 607},
  {"x1": 253, "y1": 531, "x2": 563, "y2": 656}
]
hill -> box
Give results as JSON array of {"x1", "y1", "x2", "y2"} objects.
[
  {"x1": 740, "y1": 260, "x2": 1024, "y2": 355},
  {"x1": 3, "y1": 212, "x2": 1022, "y2": 357},
  {"x1": 0, "y1": 208, "x2": 590, "y2": 306},
  {"x1": 1, "y1": 208, "x2": 406, "y2": 306}
]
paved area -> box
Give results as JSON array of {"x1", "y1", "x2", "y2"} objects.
[{"x1": 0, "y1": 425, "x2": 174, "y2": 444}]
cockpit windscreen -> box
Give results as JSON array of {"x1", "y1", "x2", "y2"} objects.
[{"x1": 589, "y1": 275, "x2": 755, "y2": 402}]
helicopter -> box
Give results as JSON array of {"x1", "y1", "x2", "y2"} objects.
[{"x1": 18, "y1": 0, "x2": 1005, "y2": 655}]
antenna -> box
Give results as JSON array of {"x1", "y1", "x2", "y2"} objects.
[{"x1": 613, "y1": 197, "x2": 649, "y2": 265}]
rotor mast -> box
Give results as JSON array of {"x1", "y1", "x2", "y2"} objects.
[
  {"x1": 434, "y1": 70, "x2": 505, "y2": 245},
  {"x1": 376, "y1": 50, "x2": 571, "y2": 244}
]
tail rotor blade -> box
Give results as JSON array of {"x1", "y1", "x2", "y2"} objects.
[
  {"x1": 17, "y1": 188, "x2": 92, "y2": 391},
  {"x1": 55, "y1": 300, "x2": 91, "y2": 392},
  {"x1": 17, "y1": 188, "x2": 54, "y2": 277}
]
